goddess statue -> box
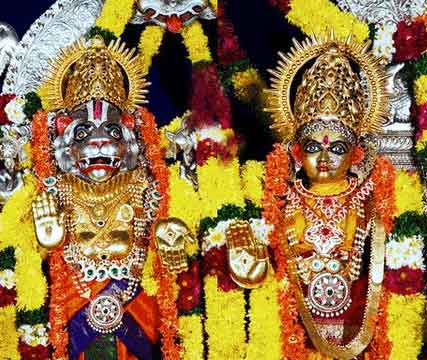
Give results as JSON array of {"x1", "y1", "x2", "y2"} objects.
[
  {"x1": 27, "y1": 35, "x2": 193, "y2": 359},
  {"x1": 199, "y1": 33, "x2": 399, "y2": 359}
]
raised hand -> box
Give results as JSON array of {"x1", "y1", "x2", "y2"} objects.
[{"x1": 32, "y1": 192, "x2": 65, "y2": 248}]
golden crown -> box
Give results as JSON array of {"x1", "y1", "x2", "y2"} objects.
[
  {"x1": 265, "y1": 32, "x2": 390, "y2": 142},
  {"x1": 44, "y1": 36, "x2": 149, "y2": 112}
]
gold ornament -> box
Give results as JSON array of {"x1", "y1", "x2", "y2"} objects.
[
  {"x1": 225, "y1": 220, "x2": 269, "y2": 289},
  {"x1": 154, "y1": 217, "x2": 195, "y2": 274},
  {"x1": 44, "y1": 36, "x2": 150, "y2": 112},
  {"x1": 264, "y1": 31, "x2": 390, "y2": 142}
]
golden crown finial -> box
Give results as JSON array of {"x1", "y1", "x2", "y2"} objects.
[
  {"x1": 264, "y1": 32, "x2": 390, "y2": 142},
  {"x1": 44, "y1": 36, "x2": 150, "y2": 112}
]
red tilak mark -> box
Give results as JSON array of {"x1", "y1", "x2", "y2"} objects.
[
  {"x1": 94, "y1": 100, "x2": 102, "y2": 120},
  {"x1": 322, "y1": 135, "x2": 329, "y2": 145}
]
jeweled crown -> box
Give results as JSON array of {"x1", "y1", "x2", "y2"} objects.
[
  {"x1": 265, "y1": 33, "x2": 390, "y2": 143},
  {"x1": 45, "y1": 36, "x2": 149, "y2": 112},
  {"x1": 294, "y1": 47, "x2": 365, "y2": 134}
]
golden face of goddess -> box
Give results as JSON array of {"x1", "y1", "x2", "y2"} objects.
[{"x1": 299, "y1": 128, "x2": 354, "y2": 184}]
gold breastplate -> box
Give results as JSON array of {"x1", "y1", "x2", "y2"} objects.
[{"x1": 58, "y1": 169, "x2": 149, "y2": 261}]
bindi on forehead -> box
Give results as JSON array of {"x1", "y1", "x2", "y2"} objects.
[{"x1": 322, "y1": 135, "x2": 329, "y2": 145}]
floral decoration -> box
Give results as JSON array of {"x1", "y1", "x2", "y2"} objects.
[{"x1": 393, "y1": 19, "x2": 427, "y2": 63}]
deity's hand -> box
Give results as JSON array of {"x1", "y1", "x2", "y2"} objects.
[
  {"x1": 226, "y1": 220, "x2": 269, "y2": 288},
  {"x1": 32, "y1": 192, "x2": 65, "y2": 248},
  {"x1": 154, "y1": 217, "x2": 194, "y2": 274}
]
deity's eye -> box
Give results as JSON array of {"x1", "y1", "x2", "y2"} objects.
[
  {"x1": 329, "y1": 142, "x2": 348, "y2": 155},
  {"x1": 106, "y1": 124, "x2": 123, "y2": 140},
  {"x1": 74, "y1": 128, "x2": 89, "y2": 142},
  {"x1": 304, "y1": 141, "x2": 321, "y2": 153}
]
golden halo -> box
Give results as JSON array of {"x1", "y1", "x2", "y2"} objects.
[
  {"x1": 264, "y1": 31, "x2": 390, "y2": 142},
  {"x1": 44, "y1": 37, "x2": 150, "y2": 112}
]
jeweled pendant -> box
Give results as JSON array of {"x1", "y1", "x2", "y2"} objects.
[{"x1": 86, "y1": 295, "x2": 123, "y2": 334}]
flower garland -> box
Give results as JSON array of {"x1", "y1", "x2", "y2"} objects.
[
  {"x1": 0, "y1": 305, "x2": 20, "y2": 360},
  {"x1": 393, "y1": 171, "x2": 424, "y2": 216},
  {"x1": 241, "y1": 161, "x2": 265, "y2": 206},
  {"x1": 387, "y1": 294, "x2": 425, "y2": 359},
  {"x1": 31, "y1": 111, "x2": 55, "y2": 188},
  {"x1": 197, "y1": 157, "x2": 245, "y2": 219},
  {"x1": 286, "y1": 0, "x2": 369, "y2": 43},
  {"x1": 204, "y1": 276, "x2": 247, "y2": 359},
  {"x1": 181, "y1": 21, "x2": 212, "y2": 64},
  {"x1": 95, "y1": 0, "x2": 136, "y2": 37},
  {"x1": 138, "y1": 25, "x2": 165, "y2": 74},
  {"x1": 178, "y1": 314, "x2": 204, "y2": 360},
  {"x1": 246, "y1": 276, "x2": 282, "y2": 360},
  {"x1": 138, "y1": 107, "x2": 181, "y2": 360}
]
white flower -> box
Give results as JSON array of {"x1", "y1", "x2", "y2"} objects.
[
  {"x1": 196, "y1": 125, "x2": 228, "y2": 143},
  {"x1": 202, "y1": 220, "x2": 233, "y2": 253},
  {"x1": 372, "y1": 23, "x2": 396, "y2": 63},
  {"x1": 0, "y1": 269, "x2": 15, "y2": 289},
  {"x1": 386, "y1": 235, "x2": 424, "y2": 270},
  {"x1": 249, "y1": 218, "x2": 273, "y2": 245},
  {"x1": 18, "y1": 324, "x2": 49, "y2": 346},
  {"x1": 4, "y1": 97, "x2": 27, "y2": 125}
]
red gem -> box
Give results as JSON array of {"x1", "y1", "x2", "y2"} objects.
[
  {"x1": 321, "y1": 227, "x2": 331, "y2": 236},
  {"x1": 166, "y1": 15, "x2": 183, "y2": 33},
  {"x1": 323, "y1": 197, "x2": 332, "y2": 205}
]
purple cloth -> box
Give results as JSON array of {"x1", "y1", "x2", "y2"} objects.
[{"x1": 68, "y1": 280, "x2": 154, "y2": 359}]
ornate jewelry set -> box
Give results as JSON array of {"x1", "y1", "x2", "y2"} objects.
[
  {"x1": 284, "y1": 178, "x2": 374, "y2": 318},
  {"x1": 46, "y1": 169, "x2": 161, "y2": 333}
]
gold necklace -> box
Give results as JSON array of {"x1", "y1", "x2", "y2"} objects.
[{"x1": 284, "y1": 213, "x2": 385, "y2": 359}]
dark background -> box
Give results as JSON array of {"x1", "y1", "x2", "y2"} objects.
[{"x1": 1, "y1": 0, "x2": 302, "y2": 161}]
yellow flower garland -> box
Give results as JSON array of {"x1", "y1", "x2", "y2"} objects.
[
  {"x1": 0, "y1": 174, "x2": 47, "y2": 310},
  {"x1": 139, "y1": 25, "x2": 165, "y2": 74},
  {"x1": 287, "y1": 0, "x2": 369, "y2": 43},
  {"x1": 96, "y1": 0, "x2": 136, "y2": 37},
  {"x1": 414, "y1": 74, "x2": 427, "y2": 105},
  {"x1": 246, "y1": 276, "x2": 281, "y2": 360},
  {"x1": 140, "y1": 248, "x2": 159, "y2": 296},
  {"x1": 241, "y1": 160, "x2": 265, "y2": 206},
  {"x1": 204, "y1": 276, "x2": 247, "y2": 360},
  {"x1": 197, "y1": 158, "x2": 245, "y2": 219},
  {"x1": 231, "y1": 68, "x2": 266, "y2": 104},
  {"x1": 208, "y1": 0, "x2": 217, "y2": 12},
  {"x1": 0, "y1": 305, "x2": 20, "y2": 360},
  {"x1": 181, "y1": 21, "x2": 212, "y2": 64},
  {"x1": 178, "y1": 314, "x2": 204, "y2": 360},
  {"x1": 394, "y1": 170, "x2": 424, "y2": 216},
  {"x1": 415, "y1": 129, "x2": 427, "y2": 152},
  {"x1": 387, "y1": 294, "x2": 425, "y2": 360},
  {"x1": 168, "y1": 164, "x2": 202, "y2": 256}
]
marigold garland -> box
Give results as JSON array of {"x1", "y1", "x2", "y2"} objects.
[
  {"x1": 181, "y1": 21, "x2": 212, "y2": 64},
  {"x1": 0, "y1": 305, "x2": 20, "y2": 360},
  {"x1": 394, "y1": 170, "x2": 424, "y2": 216},
  {"x1": 287, "y1": 0, "x2": 369, "y2": 43},
  {"x1": 0, "y1": 174, "x2": 47, "y2": 311},
  {"x1": 197, "y1": 157, "x2": 245, "y2": 219},
  {"x1": 139, "y1": 107, "x2": 181, "y2": 360},
  {"x1": 95, "y1": 0, "x2": 136, "y2": 37},
  {"x1": 139, "y1": 25, "x2": 165, "y2": 74},
  {"x1": 231, "y1": 68, "x2": 267, "y2": 104},
  {"x1": 31, "y1": 111, "x2": 55, "y2": 187},
  {"x1": 414, "y1": 74, "x2": 427, "y2": 105},
  {"x1": 140, "y1": 248, "x2": 160, "y2": 296},
  {"x1": 178, "y1": 314, "x2": 204, "y2": 360},
  {"x1": 168, "y1": 164, "x2": 202, "y2": 248},
  {"x1": 246, "y1": 276, "x2": 281, "y2": 360},
  {"x1": 387, "y1": 294, "x2": 425, "y2": 360},
  {"x1": 204, "y1": 276, "x2": 247, "y2": 359},
  {"x1": 241, "y1": 161, "x2": 265, "y2": 206},
  {"x1": 262, "y1": 144, "x2": 289, "y2": 280},
  {"x1": 366, "y1": 289, "x2": 392, "y2": 359},
  {"x1": 371, "y1": 156, "x2": 396, "y2": 234}
]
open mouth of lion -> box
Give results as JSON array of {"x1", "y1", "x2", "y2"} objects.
[{"x1": 78, "y1": 156, "x2": 121, "y2": 174}]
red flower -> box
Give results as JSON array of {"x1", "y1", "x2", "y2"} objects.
[
  {"x1": 269, "y1": 0, "x2": 290, "y2": 14},
  {"x1": 177, "y1": 260, "x2": 202, "y2": 312},
  {"x1": 0, "y1": 94, "x2": 16, "y2": 125},
  {"x1": 201, "y1": 246, "x2": 237, "y2": 292},
  {"x1": 217, "y1": 3, "x2": 247, "y2": 65},
  {"x1": 0, "y1": 286, "x2": 16, "y2": 307},
  {"x1": 393, "y1": 20, "x2": 427, "y2": 62},
  {"x1": 18, "y1": 342, "x2": 50, "y2": 360},
  {"x1": 415, "y1": 103, "x2": 427, "y2": 139},
  {"x1": 384, "y1": 267, "x2": 424, "y2": 295}
]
